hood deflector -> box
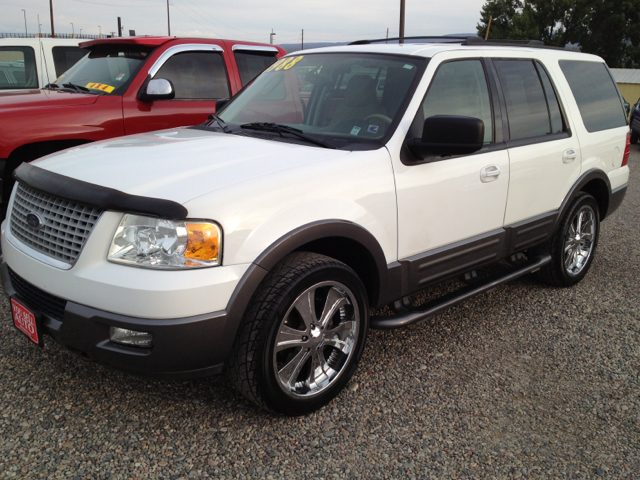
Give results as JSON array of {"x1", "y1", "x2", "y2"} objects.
[{"x1": 13, "y1": 163, "x2": 188, "y2": 219}]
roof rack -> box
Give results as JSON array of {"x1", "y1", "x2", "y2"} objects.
[
  {"x1": 349, "y1": 36, "x2": 566, "y2": 50},
  {"x1": 349, "y1": 36, "x2": 469, "y2": 45}
]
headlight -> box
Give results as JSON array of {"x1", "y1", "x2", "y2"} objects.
[{"x1": 108, "y1": 214, "x2": 221, "y2": 269}]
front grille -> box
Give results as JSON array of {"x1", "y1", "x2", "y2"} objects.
[
  {"x1": 8, "y1": 268, "x2": 67, "y2": 322},
  {"x1": 10, "y1": 183, "x2": 103, "y2": 265}
]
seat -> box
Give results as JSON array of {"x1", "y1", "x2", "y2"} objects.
[{"x1": 330, "y1": 74, "x2": 385, "y2": 125}]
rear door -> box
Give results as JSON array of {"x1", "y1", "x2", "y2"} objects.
[
  {"x1": 495, "y1": 58, "x2": 582, "y2": 226},
  {"x1": 123, "y1": 44, "x2": 233, "y2": 135}
]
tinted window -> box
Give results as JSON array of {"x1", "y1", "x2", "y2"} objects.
[
  {"x1": 422, "y1": 60, "x2": 493, "y2": 144},
  {"x1": 0, "y1": 46, "x2": 37, "y2": 89},
  {"x1": 52, "y1": 46, "x2": 86, "y2": 77},
  {"x1": 495, "y1": 60, "x2": 550, "y2": 140},
  {"x1": 155, "y1": 51, "x2": 230, "y2": 100},
  {"x1": 54, "y1": 45, "x2": 151, "y2": 95},
  {"x1": 234, "y1": 50, "x2": 278, "y2": 86},
  {"x1": 559, "y1": 60, "x2": 627, "y2": 132},
  {"x1": 535, "y1": 62, "x2": 564, "y2": 134}
]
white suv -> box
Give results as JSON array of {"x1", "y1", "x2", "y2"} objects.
[{"x1": 1, "y1": 37, "x2": 630, "y2": 415}]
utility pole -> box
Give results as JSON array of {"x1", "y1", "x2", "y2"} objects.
[
  {"x1": 117, "y1": 17, "x2": 122, "y2": 37},
  {"x1": 386, "y1": 27, "x2": 389, "y2": 43},
  {"x1": 167, "y1": 0, "x2": 171, "y2": 36},
  {"x1": 399, "y1": 0, "x2": 405, "y2": 44},
  {"x1": 70, "y1": 23, "x2": 74, "y2": 38},
  {"x1": 22, "y1": 10, "x2": 28, "y2": 36},
  {"x1": 80, "y1": 28, "x2": 82, "y2": 37},
  {"x1": 98, "y1": 25, "x2": 101, "y2": 38},
  {"x1": 301, "y1": 29, "x2": 304, "y2": 50},
  {"x1": 37, "y1": 14, "x2": 42, "y2": 37},
  {"x1": 50, "y1": 0, "x2": 55, "y2": 37},
  {"x1": 270, "y1": 29, "x2": 276, "y2": 44}
]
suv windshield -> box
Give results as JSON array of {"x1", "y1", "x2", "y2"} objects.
[
  {"x1": 218, "y1": 53, "x2": 424, "y2": 148},
  {"x1": 52, "y1": 45, "x2": 153, "y2": 95}
]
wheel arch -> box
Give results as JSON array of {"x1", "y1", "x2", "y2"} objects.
[{"x1": 558, "y1": 169, "x2": 612, "y2": 223}]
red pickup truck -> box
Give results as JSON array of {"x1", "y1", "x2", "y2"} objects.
[{"x1": 0, "y1": 36, "x2": 285, "y2": 217}]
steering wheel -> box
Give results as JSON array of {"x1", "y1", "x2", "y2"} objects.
[{"x1": 364, "y1": 113, "x2": 392, "y2": 126}]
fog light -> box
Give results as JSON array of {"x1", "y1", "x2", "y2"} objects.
[{"x1": 109, "y1": 326, "x2": 154, "y2": 348}]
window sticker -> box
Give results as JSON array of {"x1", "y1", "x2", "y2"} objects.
[
  {"x1": 115, "y1": 73, "x2": 125, "y2": 81},
  {"x1": 403, "y1": 64, "x2": 414, "y2": 70},
  {"x1": 350, "y1": 126, "x2": 361, "y2": 136},
  {"x1": 367, "y1": 125, "x2": 379, "y2": 134},
  {"x1": 85, "y1": 82, "x2": 115, "y2": 93}
]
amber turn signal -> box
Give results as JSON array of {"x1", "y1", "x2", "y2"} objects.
[{"x1": 184, "y1": 223, "x2": 220, "y2": 263}]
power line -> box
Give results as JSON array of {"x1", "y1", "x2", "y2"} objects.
[{"x1": 72, "y1": 0, "x2": 161, "y2": 6}]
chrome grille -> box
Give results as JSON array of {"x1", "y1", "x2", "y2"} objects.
[{"x1": 10, "y1": 183, "x2": 103, "y2": 265}]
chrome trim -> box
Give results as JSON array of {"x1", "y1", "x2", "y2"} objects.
[
  {"x1": 232, "y1": 44, "x2": 280, "y2": 53},
  {"x1": 148, "y1": 44, "x2": 224, "y2": 78}
]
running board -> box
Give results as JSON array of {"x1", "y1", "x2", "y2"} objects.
[{"x1": 370, "y1": 254, "x2": 551, "y2": 330}]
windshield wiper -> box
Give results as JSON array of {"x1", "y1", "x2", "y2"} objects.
[
  {"x1": 207, "y1": 114, "x2": 232, "y2": 133},
  {"x1": 62, "y1": 83, "x2": 91, "y2": 93},
  {"x1": 240, "y1": 122, "x2": 336, "y2": 149}
]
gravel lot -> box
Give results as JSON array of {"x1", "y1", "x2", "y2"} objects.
[{"x1": 0, "y1": 149, "x2": 638, "y2": 480}]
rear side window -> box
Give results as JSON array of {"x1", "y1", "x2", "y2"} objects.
[
  {"x1": 52, "y1": 46, "x2": 86, "y2": 77},
  {"x1": 155, "y1": 51, "x2": 230, "y2": 100},
  {"x1": 494, "y1": 60, "x2": 552, "y2": 140},
  {"x1": 559, "y1": 60, "x2": 627, "y2": 132},
  {"x1": 234, "y1": 50, "x2": 278, "y2": 86},
  {"x1": 0, "y1": 46, "x2": 37, "y2": 89}
]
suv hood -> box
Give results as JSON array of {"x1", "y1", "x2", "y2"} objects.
[
  {"x1": 0, "y1": 89, "x2": 99, "y2": 109},
  {"x1": 34, "y1": 127, "x2": 350, "y2": 205}
]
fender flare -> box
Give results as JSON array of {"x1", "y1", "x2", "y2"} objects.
[{"x1": 556, "y1": 169, "x2": 612, "y2": 224}]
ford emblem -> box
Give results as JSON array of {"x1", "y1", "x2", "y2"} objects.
[{"x1": 26, "y1": 212, "x2": 44, "y2": 230}]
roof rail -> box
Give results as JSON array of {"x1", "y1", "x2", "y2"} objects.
[
  {"x1": 349, "y1": 36, "x2": 470, "y2": 45},
  {"x1": 349, "y1": 36, "x2": 569, "y2": 50}
]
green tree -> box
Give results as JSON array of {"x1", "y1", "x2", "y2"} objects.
[{"x1": 476, "y1": 0, "x2": 640, "y2": 67}]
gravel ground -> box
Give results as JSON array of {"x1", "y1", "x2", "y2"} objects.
[{"x1": 0, "y1": 150, "x2": 638, "y2": 480}]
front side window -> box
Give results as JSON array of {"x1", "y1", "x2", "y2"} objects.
[
  {"x1": 559, "y1": 60, "x2": 627, "y2": 132},
  {"x1": 420, "y1": 59, "x2": 493, "y2": 144},
  {"x1": 52, "y1": 46, "x2": 86, "y2": 77},
  {"x1": 0, "y1": 46, "x2": 37, "y2": 89},
  {"x1": 234, "y1": 50, "x2": 278, "y2": 86},
  {"x1": 52, "y1": 45, "x2": 152, "y2": 95},
  {"x1": 218, "y1": 53, "x2": 424, "y2": 149},
  {"x1": 154, "y1": 51, "x2": 230, "y2": 100}
]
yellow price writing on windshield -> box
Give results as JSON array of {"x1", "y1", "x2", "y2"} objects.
[
  {"x1": 86, "y1": 82, "x2": 115, "y2": 93},
  {"x1": 265, "y1": 55, "x2": 304, "y2": 73}
]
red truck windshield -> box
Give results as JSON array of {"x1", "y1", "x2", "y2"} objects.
[{"x1": 52, "y1": 45, "x2": 153, "y2": 95}]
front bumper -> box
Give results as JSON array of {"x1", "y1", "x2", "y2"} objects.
[{"x1": 2, "y1": 262, "x2": 230, "y2": 379}]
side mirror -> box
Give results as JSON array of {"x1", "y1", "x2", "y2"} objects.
[
  {"x1": 138, "y1": 78, "x2": 175, "y2": 102},
  {"x1": 215, "y1": 98, "x2": 230, "y2": 112},
  {"x1": 407, "y1": 115, "x2": 484, "y2": 159}
]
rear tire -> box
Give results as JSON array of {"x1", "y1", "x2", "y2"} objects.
[
  {"x1": 226, "y1": 252, "x2": 369, "y2": 415},
  {"x1": 537, "y1": 193, "x2": 599, "y2": 287}
]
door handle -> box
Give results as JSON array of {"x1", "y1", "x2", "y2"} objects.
[
  {"x1": 563, "y1": 149, "x2": 578, "y2": 163},
  {"x1": 480, "y1": 165, "x2": 500, "y2": 183}
]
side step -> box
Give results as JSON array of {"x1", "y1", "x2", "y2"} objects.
[{"x1": 370, "y1": 254, "x2": 551, "y2": 330}]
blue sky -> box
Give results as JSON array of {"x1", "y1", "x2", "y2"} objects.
[{"x1": 2, "y1": 0, "x2": 486, "y2": 44}]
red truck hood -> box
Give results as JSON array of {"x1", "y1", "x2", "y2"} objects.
[{"x1": 0, "y1": 89, "x2": 100, "y2": 109}]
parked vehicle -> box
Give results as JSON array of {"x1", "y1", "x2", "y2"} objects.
[
  {"x1": 0, "y1": 38, "x2": 85, "y2": 92},
  {"x1": 629, "y1": 97, "x2": 640, "y2": 143},
  {"x1": 0, "y1": 36, "x2": 286, "y2": 218},
  {"x1": 1, "y1": 37, "x2": 629, "y2": 415}
]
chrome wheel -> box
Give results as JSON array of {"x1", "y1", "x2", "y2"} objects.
[
  {"x1": 273, "y1": 281, "x2": 359, "y2": 399},
  {"x1": 563, "y1": 204, "x2": 596, "y2": 276}
]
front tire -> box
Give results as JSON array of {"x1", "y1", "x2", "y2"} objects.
[
  {"x1": 227, "y1": 252, "x2": 369, "y2": 415},
  {"x1": 538, "y1": 193, "x2": 600, "y2": 287}
]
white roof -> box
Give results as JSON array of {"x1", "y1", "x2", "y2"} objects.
[
  {"x1": 609, "y1": 68, "x2": 640, "y2": 84},
  {"x1": 291, "y1": 42, "x2": 601, "y2": 62}
]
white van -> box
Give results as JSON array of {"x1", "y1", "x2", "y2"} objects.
[{"x1": 0, "y1": 38, "x2": 85, "y2": 92}]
